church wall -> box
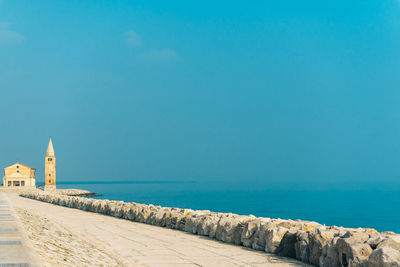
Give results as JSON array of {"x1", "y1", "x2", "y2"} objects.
[{"x1": 4, "y1": 165, "x2": 35, "y2": 178}]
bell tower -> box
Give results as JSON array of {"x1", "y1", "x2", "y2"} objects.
[{"x1": 45, "y1": 137, "x2": 56, "y2": 190}]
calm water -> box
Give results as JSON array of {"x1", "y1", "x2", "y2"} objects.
[{"x1": 56, "y1": 181, "x2": 400, "y2": 233}]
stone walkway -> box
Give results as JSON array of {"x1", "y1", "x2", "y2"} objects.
[
  {"x1": 7, "y1": 192, "x2": 311, "y2": 267},
  {"x1": 0, "y1": 192, "x2": 38, "y2": 266}
]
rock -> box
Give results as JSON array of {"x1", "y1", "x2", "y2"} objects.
[
  {"x1": 251, "y1": 219, "x2": 270, "y2": 251},
  {"x1": 337, "y1": 237, "x2": 373, "y2": 266},
  {"x1": 161, "y1": 210, "x2": 172, "y2": 227},
  {"x1": 165, "y1": 211, "x2": 180, "y2": 229},
  {"x1": 343, "y1": 230, "x2": 370, "y2": 243},
  {"x1": 137, "y1": 206, "x2": 151, "y2": 223},
  {"x1": 276, "y1": 229, "x2": 297, "y2": 258},
  {"x1": 184, "y1": 215, "x2": 197, "y2": 234},
  {"x1": 309, "y1": 229, "x2": 336, "y2": 266},
  {"x1": 121, "y1": 204, "x2": 132, "y2": 220},
  {"x1": 382, "y1": 232, "x2": 400, "y2": 237},
  {"x1": 364, "y1": 228, "x2": 379, "y2": 236},
  {"x1": 264, "y1": 225, "x2": 288, "y2": 253},
  {"x1": 215, "y1": 215, "x2": 232, "y2": 241},
  {"x1": 366, "y1": 246, "x2": 400, "y2": 267},
  {"x1": 125, "y1": 205, "x2": 138, "y2": 221},
  {"x1": 294, "y1": 230, "x2": 310, "y2": 263},
  {"x1": 368, "y1": 236, "x2": 388, "y2": 250},
  {"x1": 241, "y1": 219, "x2": 261, "y2": 247},
  {"x1": 195, "y1": 213, "x2": 217, "y2": 236},
  {"x1": 177, "y1": 215, "x2": 187, "y2": 231},
  {"x1": 377, "y1": 238, "x2": 400, "y2": 251},
  {"x1": 165, "y1": 210, "x2": 179, "y2": 229},
  {"x1": 232, "y1": 221, "x2": 246, "y2": 245},
  {"x1": 196, "y1": 215, "x2": 219, "y2": 237},
  {"x1": 153, "y1": 209, "x2": 167, "y2": 226},
  {"x1": 319, "y1": 237, "x2": 340, "y2": 267},
  {"x1": 252, "y1": 220, "x2": 268, "y2": 250},
  {"x1": 208, "y1": 215, "x2": 221, "y2": 238},
  {"x1": 274, "y1": 219, "x2": 300, "y2": 229},
  {"x1": 301, "y1": 222, "x2": 322, "y2": 232}
]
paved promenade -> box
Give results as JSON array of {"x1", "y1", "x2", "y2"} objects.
[
  {"x1": 0, "y1": 192, "x2": 38, "y2": 266},
  {"x1": 7, "y1": 192, "x2": 310, "y2": 267}
]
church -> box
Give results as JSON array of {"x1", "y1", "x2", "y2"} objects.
[
  {"x1": 2, "y1": 138, "x2": 57, "y2": 189},
  {"x1": 2, "y1": 163, "x2": 36, "y2": 187}
]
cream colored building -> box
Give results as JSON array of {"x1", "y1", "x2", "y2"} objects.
[
  {"x1": 3, "y1": 162, "x2": 36, "y2": 187},
  {"x1": 45, "y1": 137, "x2": 56, "y2": 190}
]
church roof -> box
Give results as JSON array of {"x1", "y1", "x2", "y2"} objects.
[
  {"x1": 17, "y1": 162, "x2": 35, "y2": 169},
  {"x1": 46, "y1": 137, "x2": 55, "y2": 157},
  {"x1": 4, "y1": 162, "x2": 36, "y2": 170}
]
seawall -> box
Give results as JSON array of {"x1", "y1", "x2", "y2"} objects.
[{"x1": 20, "y1": 191, "x2": 400, "y2": 266}]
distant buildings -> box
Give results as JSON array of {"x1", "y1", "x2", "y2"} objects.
[{"x1": 2, "y1": 137, "x2": 56, "y2": 189}]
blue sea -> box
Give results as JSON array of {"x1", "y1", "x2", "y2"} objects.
[{"x1": 56, "y1": 181, "x2": 400, "y2": 233}]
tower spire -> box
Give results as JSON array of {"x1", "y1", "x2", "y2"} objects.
[
  {"x1": 45, "y1": 137, "x2": 56, "y2": 190},
  {"x1": 46, "y1": 137, "x2": 55, "y2": 157}
]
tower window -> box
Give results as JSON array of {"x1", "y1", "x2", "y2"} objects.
[
  {"x1": 49, "y1": 173, "x2": 51, "y2": 177},
  {"x1": 16, "y1": 165, "x2": 19, "y2": 168},
  {"x1": 49, "y1": 180, "x2": 52, "y2": 183},
  {"x1": 48, "y1": 158, "x2": 53, "y2": 162},
  {"x1": 17, "y1": 170, "x2": 19, "y2": 173}
]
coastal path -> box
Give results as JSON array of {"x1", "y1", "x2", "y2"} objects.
[
  {"x1": 0, "y1": 192, "x2": 39, "y2": 266},
  {"x1": 7, "y1": 192, "x2": 311, "y2": 267}
]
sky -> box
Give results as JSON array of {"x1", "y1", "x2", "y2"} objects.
[{"x1": 1, "y1": 1, "x2": 400, "y2": 187}]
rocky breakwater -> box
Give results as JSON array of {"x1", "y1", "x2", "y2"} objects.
[
  {"x1": 54, "y1": 189, "x2": 99, "y2": 197},
  {"x1": 20, "y1": 191, "x2": 400, "y2": 267}
]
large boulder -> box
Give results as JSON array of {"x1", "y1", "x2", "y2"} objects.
[
  {"x1": 274, "y1": 219, "x2": 300, "y2": 229},
  {"x1": 124, "y1": 204, "x2": 138, "y2": 221},
  {"x1": 366, "y1": 246, "x2": 400, "y2": 267},
  {"x1": 241, "y1": 218, "x2": 261, "y2": 247},
  {"x1": 152, "y1": 209, "x2": 168, "y2": 226},
  {"x1": 193, "y1": 212, "x2": 213, "y2": 235},
  {"x1": 319, "y1": 237, "x2": 340, "y2": 267},
  {"x1": 178, "y1": 210, "x2": 193, "y2": 231},
  {"x1": 377, "y1": 238, "x2": 400, "y2": 251},
  {"x1": 197, "y1": 214, "x2": 219, "y2": 237},
  {"x1": 343, "y1": 230, "x2": 370, "y2": 243},
  {"x1": 337, "y1": 237, "x2": 373, "y2": 266},
  {"x1": 368, "y1": 236, "x2": 388, "y2": 250},
  {"x1": 137, "y1": 206, "x2": 152, "y2": 223},
  {"x1": 276, "y1": 229, "x2": 298, "y2": 258},
  {"x1": 215, "y1": 215, "x2": 234, "y2": 241},
  {"x1": 308, "y1": 228, "x2": 336, "y2": 266},
  {"x1": 184, "y1": 215, "x2": 198, "y2": 234},
  {"x1": 215, "y1": 215, "x2": 246, "y2": 245},
  {"x1": 165, "y1": 209, "x2": 181, "y2": 229},
  {"x1": 107, "y1": 202, "x2": 121, "y2": 217},
  {"x1": 294, "y1": 230, "x2": 310, "y2": 263},
  {"x1": 300, "y1": 221, "x2": 322, "y2": 232},
  {"x1": 264, "y1": 225, "x2": 288, "y2": 253},
  {"x1": 252, "y1": 220, "x2": 270, "y2": 251}
]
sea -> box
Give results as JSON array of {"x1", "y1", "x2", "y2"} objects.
[{"x1": 56, "y1": 180, "x2": 400, "y2": 233}]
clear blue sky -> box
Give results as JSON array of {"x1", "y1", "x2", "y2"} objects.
[{"x1": 1, "y1": 1, "x2": 400, "y2": 187}]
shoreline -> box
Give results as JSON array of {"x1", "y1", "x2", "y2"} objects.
[{"x1": 18, "y1": 188, "x2": 400, "y2": 266}]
